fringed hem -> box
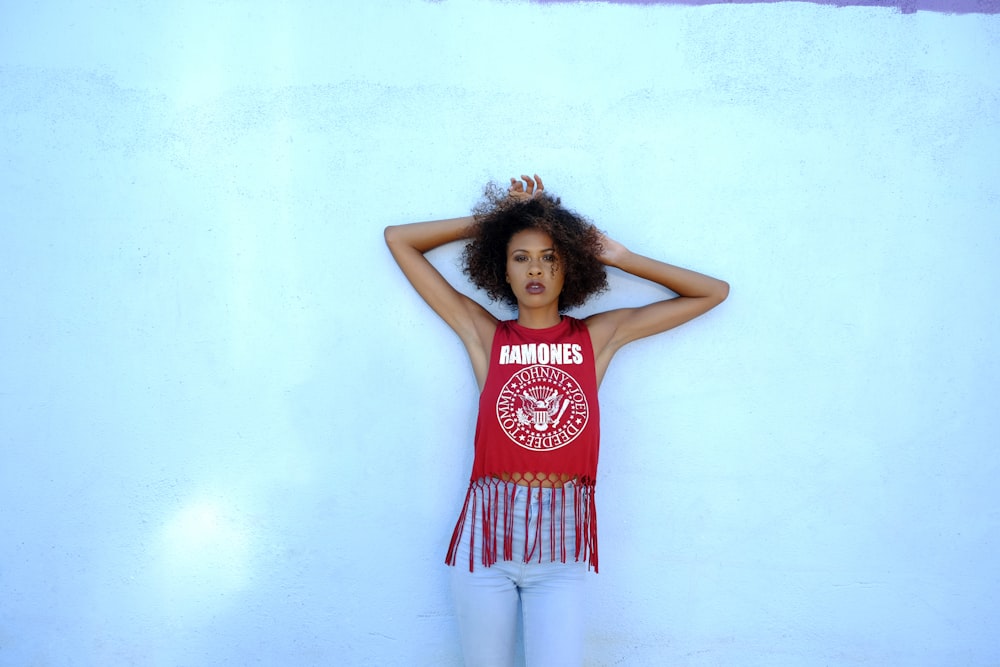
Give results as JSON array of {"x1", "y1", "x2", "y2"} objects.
[{"x1": 445, "y1": 476, "x2": 599, "y2": 573}]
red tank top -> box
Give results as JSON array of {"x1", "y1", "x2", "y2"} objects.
[{"x1": 446, "y1": 316, "x2": 601, "y2": 572}]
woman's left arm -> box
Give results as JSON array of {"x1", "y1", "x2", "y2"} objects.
[{"x1": 586, "y1": 234, "x2": 729, "y2": 378}]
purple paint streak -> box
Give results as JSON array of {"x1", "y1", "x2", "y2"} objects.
[{"x1": 531, "y1": 0, "x2": 999, "y2": 14}]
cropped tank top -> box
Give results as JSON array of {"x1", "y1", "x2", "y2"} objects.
[{"x1": 446, "y1": 316, "x2": 601, "y2": 572}]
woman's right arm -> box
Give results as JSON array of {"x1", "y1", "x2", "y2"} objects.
[{"x1": 384, "y1": 216, "x2": 497, "y2": 386}]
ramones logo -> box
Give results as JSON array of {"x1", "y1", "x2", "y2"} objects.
[{"x1": 495, "y1": 364, "x2": 589, "y2": 452}]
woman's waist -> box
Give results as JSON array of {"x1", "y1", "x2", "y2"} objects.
[{"x1": 492, "y1": 471, "x2": 578, "y2": 488}]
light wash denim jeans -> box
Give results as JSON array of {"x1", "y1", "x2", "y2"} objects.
[{"x1": 449, "y1": 480, "x2": 588, "y2": 667}]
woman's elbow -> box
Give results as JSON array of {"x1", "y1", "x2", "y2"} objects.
[
  {"x1": 714, "y1": 279, "x2": 730, "y2": 305},
  {"x1": 383, "y1": 225, "x2": 400, "y2": 247}
]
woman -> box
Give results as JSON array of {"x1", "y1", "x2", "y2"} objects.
[{"x1": 384, "y1": 175, "x2": 728, "y2": 666}]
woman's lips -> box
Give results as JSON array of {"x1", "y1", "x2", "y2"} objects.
[{"x1": 526, "y1": 281, "x2": 545, "y2": 294}]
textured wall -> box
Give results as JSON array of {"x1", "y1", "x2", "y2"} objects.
[{"x1": 1, "y1": 2, "x2": 998, "y2": 665}]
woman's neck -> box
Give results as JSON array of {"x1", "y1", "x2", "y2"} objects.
[{"x1": 516, "y1": 306, "x2": 562, "y2": 330}]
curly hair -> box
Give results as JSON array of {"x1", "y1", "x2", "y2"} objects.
[{"x1": 462, "y1": 183, "x2": 608, "y2": 311}]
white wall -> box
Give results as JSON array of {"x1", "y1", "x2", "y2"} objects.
[{"x1": 1, "y1": 1, "x2": 998, "y2": 665}]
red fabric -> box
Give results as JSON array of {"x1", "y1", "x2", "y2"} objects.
[{"x1": 446, "y1": 317, "x2": 601, "y2": 572}]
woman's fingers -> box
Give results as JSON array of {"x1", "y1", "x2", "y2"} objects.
[{"x1": 508, "y1": 174, "x2": 544, "y2": 200}]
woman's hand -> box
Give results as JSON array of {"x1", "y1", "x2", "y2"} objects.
[
  {"x1": 596, "y1": 233, "x2": 630, "y2": 267},
  {"x1": 508, "y1": 174, "x2": 544, "y2": 201}
]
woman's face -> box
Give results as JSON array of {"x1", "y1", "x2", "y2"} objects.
[{"x1": 505, "y1": 228, "x2": 564, "y2": 308}]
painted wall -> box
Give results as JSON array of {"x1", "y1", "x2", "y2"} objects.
[{"x1": 1, "y1": 1, "x2": 998, "y2": 665}]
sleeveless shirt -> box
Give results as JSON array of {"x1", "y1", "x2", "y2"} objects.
[{"x1": 446, "y1": 316, "x2": 601, "y2": 572}]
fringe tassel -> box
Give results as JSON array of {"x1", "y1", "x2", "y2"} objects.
[
  {"x1": 558, "y1": 485, "x2": 567, "y2": 564},
  {"x1": 446, "y1": 477, "x2": 599, "y2": 573},
  {"x1": 503, "y1": 481, "x2": 515, "y2": 562},
  {"x1": 446, "y1": 485, "x2": 472, "y2": 569}
]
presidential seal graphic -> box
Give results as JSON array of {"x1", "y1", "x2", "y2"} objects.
[{"x1": 495, "y1": 364, "x2": 590, "y2": 451}]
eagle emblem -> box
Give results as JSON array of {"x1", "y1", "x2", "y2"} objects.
[{"x1": 517, "y1": 388, "x2": 571, "y2": 432}]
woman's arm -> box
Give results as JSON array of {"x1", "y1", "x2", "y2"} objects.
[
  {"x1": 586, "y1": 234, "x2": 729, "y2": 383},
  {"x1": 384, "y1": 216, "x2": 497, "y2": 388}
]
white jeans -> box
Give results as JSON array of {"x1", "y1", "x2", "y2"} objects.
[{"x1": 449, "y1": 481, "x2": 588, "y2": 667}]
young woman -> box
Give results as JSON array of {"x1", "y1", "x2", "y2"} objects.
[{"x1": 384, "y1": 175, "x2": 728, "y2": 666}]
